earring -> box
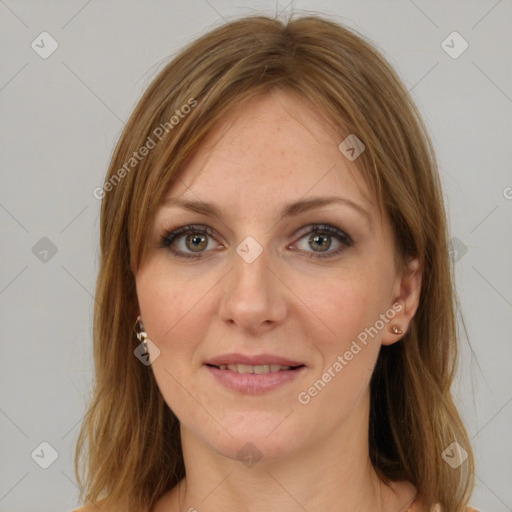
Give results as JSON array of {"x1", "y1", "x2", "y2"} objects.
[
  {"x1": 390, "y1": 325, "x2": 403, "y2": 335},
  {"x1": 135, "y1": 314, "x2": 148, "y2": 354}
]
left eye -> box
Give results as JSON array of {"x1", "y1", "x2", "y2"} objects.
[
  {"x1": 161, "y1": 224, "x2": 218, "y2": 258},
  {"x1": 160, "y1": 223, "x2": 353, "y2": 259},
  {"x1": 292, "y1": 224, "x2": 353, "y2": 258}
]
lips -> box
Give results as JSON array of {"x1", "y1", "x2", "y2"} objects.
[
  {"x1": 204, "y1": 353, "x2": 307, "y2": 393},
  {"x1": 204, "y1": 353, "x2": 305, "y2": 368},
  {"x1": 213, "y1": 363, "x2": 295, "y2": 374}
]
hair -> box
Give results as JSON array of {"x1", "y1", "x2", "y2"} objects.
[{"x1": 74, "y1": 12, "x2": 475, "y2": 512}]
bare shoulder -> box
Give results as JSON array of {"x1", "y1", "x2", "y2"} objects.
[
  {"x1": 71, "y1": 490, "x2": 178, "y2": 512},
  {"x1": 71, "y1": 498, "x2": 152, "y2": 512},
  {"x1": 409, "y1": 501, "x2": 482, "y2": 512},
  {"x1": 70, "y1": 500, "x2": 118, "y2": 512},
  {"x1": 70, "y1": 502, "x2": 106, "y2": 512},
  {"x1": 70, "y1": 505, "x2": 100, "y2": 512}
]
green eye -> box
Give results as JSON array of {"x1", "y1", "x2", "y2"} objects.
[{"x1": 161, "y1": 223, "x2": 353, "y2": 260}]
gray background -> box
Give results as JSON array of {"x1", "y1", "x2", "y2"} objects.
[{"x1": 0, "y1": 0, "x2": 511, "y2": 510}]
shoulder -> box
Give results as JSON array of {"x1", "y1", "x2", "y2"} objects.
[
  {"x1": 70, "y1": 504, "x2": 104, "y2": 512},
  {"x1": 70, "y1": 499, "x2": 149, "y2": 512},
  {"x1": 70, "y1": 500, "x2": 116, "y2": 512},
  {"x1": 408, "y1": 500, "x2": 482, "y2": 512},
  {"x1": 71, "y1": 489, "x2": 177, "y2": 512},
  {"x1": 410, "y1": 506, "x2": 482, "y2": 512}
]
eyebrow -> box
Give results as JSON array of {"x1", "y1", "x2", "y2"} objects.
[{"x1": 161, "y1": 195, "x2": 372, "y2": 229}]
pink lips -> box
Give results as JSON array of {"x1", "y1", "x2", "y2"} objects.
[
  {"x1": 204, "y1": 353, "x2": 306, "y2": 394},
  {"x1": 205, "y1": 353, "x2": 304, "y2": 367}
]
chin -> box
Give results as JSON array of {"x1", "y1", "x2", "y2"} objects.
[
  {"x1": 192, "y1": 415, "x2": 304, "y2": 465},
  {"x1": 214, "y1": 434, "x2": 300, "y2": 466}
]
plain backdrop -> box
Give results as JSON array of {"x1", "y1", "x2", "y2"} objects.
[{"x1": 0, "y1": 1, "x2": 511, "y2": 510}]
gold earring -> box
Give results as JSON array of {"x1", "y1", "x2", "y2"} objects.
[
  {"x1": 135, "y1": 315, "x2": 148, "y2": 353},
  {"x1": 390, "y1": 325, "x2": 403, "y2": 335}
]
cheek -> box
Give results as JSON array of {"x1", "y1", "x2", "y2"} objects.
[
  {"x1": 135, "y1": 266, "x2": 211, "y2": 421},
  {"x1": 295, "y1": 261, "x2": 395, "y2": 405},
  {"x1": 296, "y1": 264, "x2": 392, "y2": 348},
  {"x1": 135, "y1": 261, "x2": 213, "y2": 348},
  {"x1": 298, "y1": 283, "x2": 386, "y2": 417},
  {"x1": 313, "y1": 289, "x2": 381, "y2": 386}
]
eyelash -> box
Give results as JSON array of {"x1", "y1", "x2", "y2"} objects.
[{"x1": 159, "y1": 223, "x2": 354, "y2": 260}]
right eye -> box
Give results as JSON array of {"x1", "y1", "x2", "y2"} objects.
[{"x1": 161, "y1": 224, "x2": 221, "y2": 259}]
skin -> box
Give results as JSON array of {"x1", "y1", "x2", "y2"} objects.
[{"x1": 133, "y1": 89, "x2": 422, "y2": 512}]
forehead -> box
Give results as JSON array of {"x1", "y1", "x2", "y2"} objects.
[{"x1": 163, "y1": 90, "x2": 373, "y2": 217}]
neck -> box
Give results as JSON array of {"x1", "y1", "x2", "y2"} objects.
[{"x1": 164, "y1": 393, "x2": 415, "y2": 512}]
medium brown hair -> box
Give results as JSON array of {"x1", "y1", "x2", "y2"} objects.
[{"x1": 75, "y1": 13, "x2": 475, "y2": 511}]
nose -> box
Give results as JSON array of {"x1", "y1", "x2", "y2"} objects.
[{"x1": 218, "y1": 241, "x2": 287, "y2": 334}]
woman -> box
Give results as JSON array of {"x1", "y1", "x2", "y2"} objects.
[{"x1": 73, "y1": 14, "x2": 479, "y2": 512}]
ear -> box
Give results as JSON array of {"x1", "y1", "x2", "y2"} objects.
[{"x1": 381, "y1": 257, "x2": 422, "y2": 346}]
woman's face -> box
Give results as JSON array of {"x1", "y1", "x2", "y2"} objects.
[{"x1": 133, "y1": 90, "x2": 420, "y2": 464}]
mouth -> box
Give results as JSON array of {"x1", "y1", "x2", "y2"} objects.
[
  {"x1": 203, "y1": 354, "x2": 307, "y2": 394},
  {"x1": 205, "y1": 363, "x2": 305, "y2": 374}
]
